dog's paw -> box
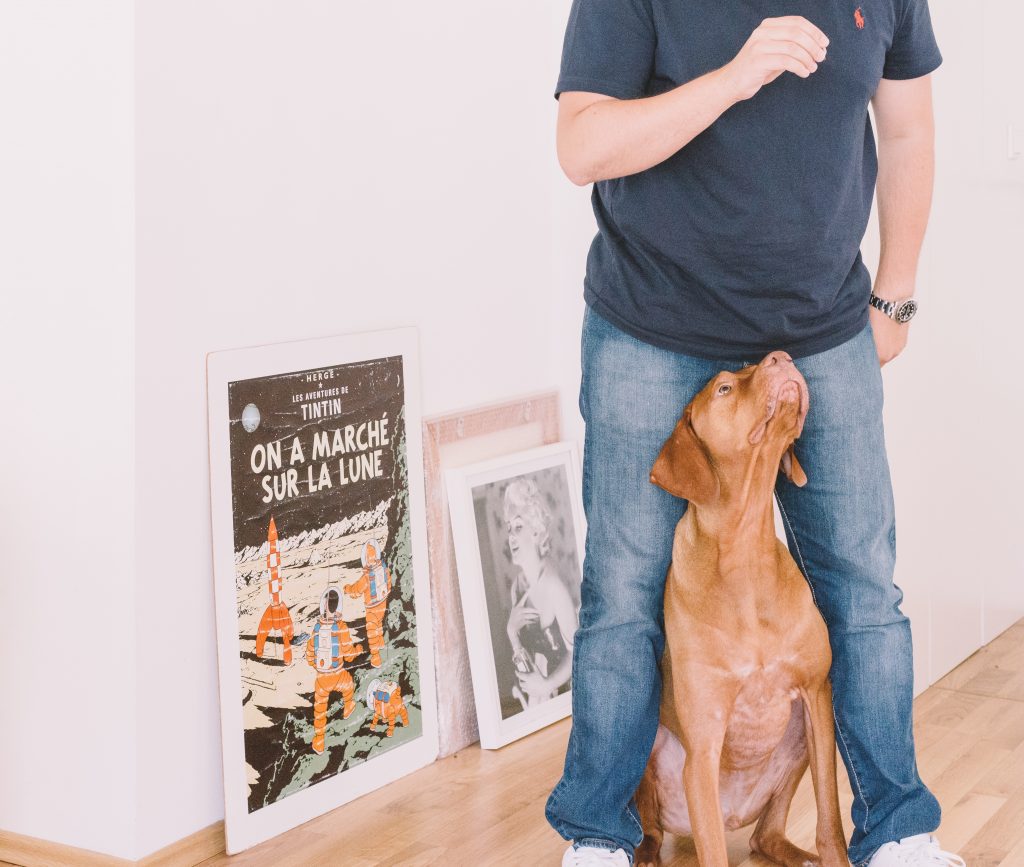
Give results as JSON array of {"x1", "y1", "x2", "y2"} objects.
[{"x1": 634, "y1": 835, "x2": 661, "y2": 867}]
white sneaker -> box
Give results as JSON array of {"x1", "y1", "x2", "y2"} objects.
[
  {"x1": 866, "y1": 833, "x2": 965, "y2": 866},
  {"x1": 562, "y1": 843, "x2": 631, "y2": 866}
]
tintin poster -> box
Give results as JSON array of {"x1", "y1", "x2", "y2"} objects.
[{"x1": 207, "y1": 329, "x2": 437, "y2": 854}]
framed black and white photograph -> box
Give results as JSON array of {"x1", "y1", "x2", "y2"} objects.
[
  {"x1": 422, "y1": 391, "x2": 563, "y2": 757},
  {"x1": 446, "y1": 442, "x2": 584, "y2": 749}
]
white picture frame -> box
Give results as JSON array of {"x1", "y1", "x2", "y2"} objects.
[
  {"x1": 446, "y1": 441, "x2": 585, "y2": 750},
  {"x1": 421, "y1": 391, "x2": 563, "y2": 757},
  {"x1": 207, "y1": 328, "x2": 438, "y2": 854}
]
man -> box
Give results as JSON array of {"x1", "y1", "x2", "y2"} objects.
[{"x1": 545, "y1": 2, "x2": 961, "y2": 866}]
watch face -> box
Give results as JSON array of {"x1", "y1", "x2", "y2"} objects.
[{"x1": 895, "y1": 299, "x2": 918, "y2": 323}]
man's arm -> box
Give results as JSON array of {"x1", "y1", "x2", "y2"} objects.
[
  {"x1": 556, "y1": 16, "x2": 830, "y2": 186},
  {"x1": 869, "y1": 74, "x2": 937, "y2": 365}
]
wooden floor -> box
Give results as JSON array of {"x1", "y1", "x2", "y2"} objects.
[{"x1": 201, "y1": 619, "x2": 1024, "y2": 866}]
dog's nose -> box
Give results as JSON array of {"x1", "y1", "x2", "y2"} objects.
[{"x1": 761, "y1": 350, "x2": 793, "y2": 367}]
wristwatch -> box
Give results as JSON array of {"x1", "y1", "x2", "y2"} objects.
[{"x1": 869, "y1": 291, "x2": 918, "y2": 324}]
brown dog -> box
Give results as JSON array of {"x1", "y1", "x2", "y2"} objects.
[{"x1": 635, "y1": 350, "x2": 848, "y2": 867}]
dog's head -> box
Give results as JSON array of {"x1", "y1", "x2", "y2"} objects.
[{"x1": 650, "y1": 350, "x2": 810, "y2": 505}]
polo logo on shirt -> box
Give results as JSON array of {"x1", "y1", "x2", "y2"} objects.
[{"x1": 854, "y1": 6, "x2": 865, "y2": 29}]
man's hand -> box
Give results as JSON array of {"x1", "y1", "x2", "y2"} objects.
[
  {"x1": 721, "y1": 17, "x2": 830, "y2": 102},
  {"x1": 868, "y1": 286, "x2": 913, "y2": 365}
]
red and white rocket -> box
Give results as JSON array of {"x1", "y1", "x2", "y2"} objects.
[
  {"x1": 255, "y1": 515, "x2": 295, "y2": 665},
  {"x1": 266, "y1": 516, "x2": 283, "y2": 605}
]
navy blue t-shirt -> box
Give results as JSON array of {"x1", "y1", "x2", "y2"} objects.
[{"x1": 556, "y1": 0, "x2": 942, "y2": 360}]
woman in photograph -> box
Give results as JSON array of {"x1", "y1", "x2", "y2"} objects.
[{"x1": 503, "y1": 477, "x2": 578, "y2": 710}]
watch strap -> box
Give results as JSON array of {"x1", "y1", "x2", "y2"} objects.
[
  {"x1": 869, "y1": 293, "x2": 895, "y2": 317},
  {"x1": 869, "y1": 292, "x2": 917, "y2": 323}
]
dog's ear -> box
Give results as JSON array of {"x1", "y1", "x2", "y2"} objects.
[
  {"x1": 650, "y1": 407, "x2": 719, "y2": 504},
  {"x1": 779, "y1": 443, "x2": 807, "y2": 487}
]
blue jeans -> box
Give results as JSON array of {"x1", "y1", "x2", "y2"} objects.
[{"x1": 544, "y1": 305, "x2": 940, "y2": 866}]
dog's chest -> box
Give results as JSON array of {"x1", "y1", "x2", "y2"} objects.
[
  {"x1": 650, "y1": 674, "x2": 807, "y2": 835},
  {"x1": 722, "y1": 664, "x2": 802, "y2": 769}
]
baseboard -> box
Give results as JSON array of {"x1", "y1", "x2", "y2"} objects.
[
  {"x1": 137, "y1": 823, "x2": 224, "y2": 867},
  {"x1": 0, "y1": 831, "x2": 134, "y2": 867},
  {"x1": 0, "y1": 823, "x2": 225, "y2": 867}
]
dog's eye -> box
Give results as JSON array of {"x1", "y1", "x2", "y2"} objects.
[{"x1": 716, "y1": 383, "x2": 733, "y2": 396}]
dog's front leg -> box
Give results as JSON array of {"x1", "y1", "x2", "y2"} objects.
[
  {"x1": 675, "y1": 688, "x2": 734, "y2": 867},
  {"x1": 682, "y1": 739, "x2": 729, "y2": 867},
  {"x1": 800, "y1": 682, "x2": 850, "y2": 867}
]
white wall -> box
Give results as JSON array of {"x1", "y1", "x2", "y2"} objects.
[
  {"x1": 968, "y1": 0, "x2": 1024, "y2": 646},
  {"x1": 0, "y1": 2, "x2": 137, "y2": 860},
  {"x1": 134, "y1": 1, "x2": 562, "y2": 857},
  {"x1": 884, "y1": 0, "x2": 1024, "y2": 684}
]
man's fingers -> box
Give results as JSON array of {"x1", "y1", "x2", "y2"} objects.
[
  {"x1": 759, "y1": 39, "x2": 821, "y2": 74},
  {"x1": 780, "y1": 55, "x2": 816, "y2": 79},
  {"x1": 773, "y1": 55, "x2": 815, "y2": 79},
  {"x1": 763, "y1": 15, "x2": 830, "y2": 46},
  {"x1": 759, "y1": 48, "x2": 819, "y2": 77},
  {"x1": 775, "y1": 26, "x2": 829, "y2": 62},
  {"x1": 762, "y1": 15, "x2": 830, "y2": 48}
]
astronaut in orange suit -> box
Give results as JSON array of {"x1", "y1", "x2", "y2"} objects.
[
  {"x1": 254, "y1": 516, "x2": 295, "y2": 665},
  {"x1": 343, "y1": 539, "x2": 392, "y2": 668},
  {"x1": 305, "y1": 587, "x2": 363, "y2": 754}
]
